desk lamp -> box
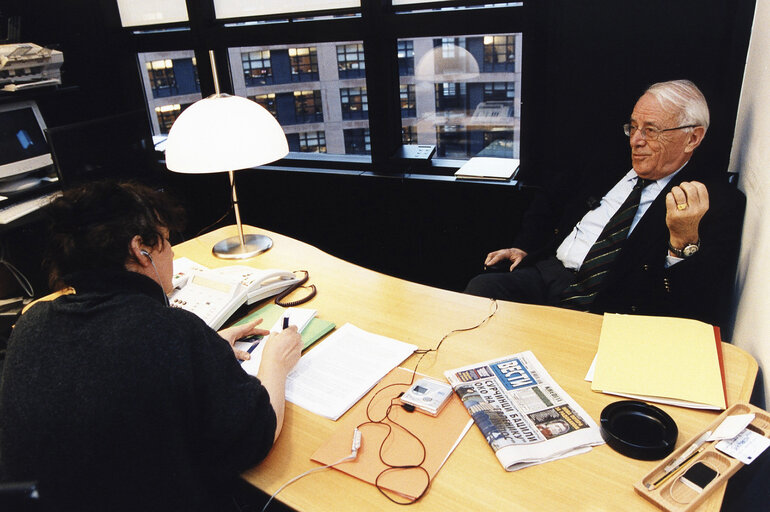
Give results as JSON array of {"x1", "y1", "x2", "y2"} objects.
[{"x1": 165, "y1": 50, "x2": 288, "y2": 259}]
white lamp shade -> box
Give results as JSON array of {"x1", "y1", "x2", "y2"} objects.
[
  {"x1": 165, "y1": 94, "x2": 289, "y2": 174},
  {"x1": 414, "y1": 45, "x2": 479, "y2": 82}
]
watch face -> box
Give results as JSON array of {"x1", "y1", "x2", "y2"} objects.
[{"x1": 683, "y1": 244, "x2": 699, "y2": 257}]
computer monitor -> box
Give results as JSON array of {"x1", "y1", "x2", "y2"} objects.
[
  {"x1": 45, "y1": 109, "x2": 162, "y2": 189},
  {"x1": 0, "y1": 100, "x2": 54, "y2": 180}
]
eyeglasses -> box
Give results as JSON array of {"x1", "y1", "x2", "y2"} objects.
[{"x1": 623, "y1": 123, "x2": 700, "y2": 140}]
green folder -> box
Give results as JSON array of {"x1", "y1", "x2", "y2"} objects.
[{"x1": 234, "y1": 303, "x2": 335, "y2": 351}]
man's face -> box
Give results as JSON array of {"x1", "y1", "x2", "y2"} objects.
[{"x1": 628, "y1": 93, "x2": 699, "y2": 181}]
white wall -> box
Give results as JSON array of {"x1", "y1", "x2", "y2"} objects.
[{"x1": 729, "y1": 0, "x2": 770, "y2": 403}]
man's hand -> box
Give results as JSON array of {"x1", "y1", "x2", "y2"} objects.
[
  {"x1": 218, "y1": 319, "x2": 270, "y2": 360},
  {"x1": 484, "y1": 248, "x2": 529, "y2": 271},
  {"x1": 665, "y1": 181, "x2": 709, "y2": 250}
]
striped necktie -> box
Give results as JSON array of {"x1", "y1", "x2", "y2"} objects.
[{"x1": 560, "y1": 177, "x2": 653, "y2": 309}]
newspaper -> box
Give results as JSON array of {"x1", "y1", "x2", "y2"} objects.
[{"x1": 444, "y1": 350, "x2": 604, "y2": 471}]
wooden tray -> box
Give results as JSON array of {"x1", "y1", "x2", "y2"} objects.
[{"x1": 634, "y1": 403, "x2": 770, "y2": 511}]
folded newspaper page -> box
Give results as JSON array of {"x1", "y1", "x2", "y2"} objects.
[{"x1": 445, "y1": 350, "x2": 603, "y2": 471}]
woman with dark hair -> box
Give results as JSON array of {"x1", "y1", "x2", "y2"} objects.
[{"x1": 0, "y1": 180, "x2": 302, "y2": 511}]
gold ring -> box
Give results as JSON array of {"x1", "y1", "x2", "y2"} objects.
[{"x1": 677, "y1": 203, "x2": 688, "y2": 211}]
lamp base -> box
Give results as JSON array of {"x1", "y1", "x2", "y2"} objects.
[{"x1": 212, "y1": 234, "x2": 273, "y2": 259}]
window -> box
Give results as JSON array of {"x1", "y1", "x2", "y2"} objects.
[
  {"x1": 344, "y1": 128, "x2": 371, "y2": 155},
  {"x1": 242, "y1": 50, "x2": 273, "y2": 86},
  {"x1": 293, "y1": 90, "x2": 324, "y2": 123},
  {"x1": 154, "y1": 104, "x2": 181, "y2": 134},
  {"x1": 398, "y1": 41, "x2": 414, "y2": 76},
  {"x1": 250, "y1": 93, "x2": 277, "y2": 117},
  {"x1": 483, "y1": 82, "x2": 515, "y2": 102},
  {"x1": 128, "y1": 2, "x2": 523, "y2": 170},
  {"x1": 400, "y1": 84, "x2": 416, "y2": 118},
  {"x1": 483, "y1": 35, "x2": 516, "y2": 73},
  {"x1": 146, "y1": 59, "x2": 177, "y2": 97},
  {"x1": 401, "y1": 125, "x2": 417, "y2": 144},
  {"x1": 340, "y1": 87, "x2": 368, "y2": 120},
  {"x1": 435, "y1": 82, "x2": 468, "y2": 114},
  {"x1": 289, "y1": 47, "x2": 319, "y2": 82},
  {"x1": 287, "y1": 131, "x2": 327, "y2": 153},
  {"x1": 337, "y1": 43, "x2": 366, "y2": 79},
  {"x1": 400, "y1": 33, "x2": 521, "y2": 162}
]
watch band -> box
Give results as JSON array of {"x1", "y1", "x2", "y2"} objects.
[{"x1": 668, "y1": 239, "x2": 700, "y2": 258}]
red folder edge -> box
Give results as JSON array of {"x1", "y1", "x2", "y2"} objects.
[{"x1": 713, "y1": 326, "x2": 728, "y2": 408}]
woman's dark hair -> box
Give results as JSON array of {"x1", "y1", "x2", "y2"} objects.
[{"x1": 44, "y1": 180, "x2": 186, "y2": 289}]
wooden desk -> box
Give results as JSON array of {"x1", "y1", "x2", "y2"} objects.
[{"x1": 175, "y1": 225, "x2": 758, "y2": 512}]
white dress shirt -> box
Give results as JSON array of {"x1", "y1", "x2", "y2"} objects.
[{"x1": 556, "y1": 169, "x2": 682, "y2": 271}]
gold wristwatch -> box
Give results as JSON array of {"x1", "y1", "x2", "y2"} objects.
[{"x1": 668, "y1": 239, "x2": 700, "y2": 258}]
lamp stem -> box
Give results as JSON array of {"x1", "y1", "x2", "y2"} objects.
[
  {"x1": 229, "y1": 170, "x2": 247, "y2": 248},
  {"x1": 208, "y1": 49, "x2": 221, "y2": 95}
]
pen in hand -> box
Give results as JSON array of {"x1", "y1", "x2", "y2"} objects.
[{"x1": 282, "y1": 315, "x2": 290, "y2": 330}]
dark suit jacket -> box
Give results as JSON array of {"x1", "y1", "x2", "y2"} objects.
[{"x1": 513, "y1": 159, "x2": 746, "y2": 327}]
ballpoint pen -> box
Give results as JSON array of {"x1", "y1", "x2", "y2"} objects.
[{"x1": 646, "y1": 430, "x2": 712, "y2": 490}]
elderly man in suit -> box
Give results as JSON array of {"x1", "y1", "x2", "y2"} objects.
[{"x1": 465, "y1": 79, "x2": 745, "y2": 327}]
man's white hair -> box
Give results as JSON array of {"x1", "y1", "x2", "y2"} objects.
[{"x1": 645, "y1": 79, "x2": 710, "y2": 133}]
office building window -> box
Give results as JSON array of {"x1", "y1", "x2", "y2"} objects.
[
  {"x1": 289, "y1": 47, "x2": 319, "y2": 82},
  {"x1": 287, "y1": 131, "x2": 327, "y2": 153},
  {"x1": 435, "y1": 82, "x2": 468, "y2": 114},
  {"x1": 398, "y1": 40, "x2": 414, "y2": 76},
  {"x1": 401, "y1": 125, "x2": 417, "y2": 144},
  {"x1": 154, "y1": 103, "x2": 192, "y2": 134},
  {"x1": 294, "y1": 90, "x2": 324, "y2": 123},
  {"x1": 337, "y1": 43, "x2": 366, "y2": 79},
  {"x1": 242, "y1": 50, "x2": 273, "y2": 86},
  {"x1": 483, "y1": 35, "x2": 516, "y2": 72},
  {"x1": 340, "y1": 87, "x2": 368, "y2": 120},
  {"x1": 146, "y1": 59, "x2": 178, "y2": 98},
  {"x1": 344, "y1": 128, "x2": 371, "y2": 155},
  {"x1": 483, "y1": 82, "x2": 515, "y2": 101},
  {"x1": 250, "y1": 93, "x2": 277, "y2": 117},
  {"x1": 400, "y1": 84, "x2": 416, "y2": 118}
]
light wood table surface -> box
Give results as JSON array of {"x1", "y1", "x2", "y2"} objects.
[{"x1": 174, "y1": 225, "x2": 758, "y2": 512}]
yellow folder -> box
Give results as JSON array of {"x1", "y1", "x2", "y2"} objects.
[{"x1": 592, "y1": 314, "x2": 726, "y2": 410}]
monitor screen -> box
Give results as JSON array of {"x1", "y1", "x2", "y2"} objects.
[
  {"x1": 0, "y1": 101, "x2": 54, "y2": 179},
  {"x1": 45, "y1": 109, "x2": 161, "y2": 189}
]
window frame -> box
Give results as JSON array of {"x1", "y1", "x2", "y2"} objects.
[{"x1": 113, "y1": 0, "x2": 526, "y2": 175}]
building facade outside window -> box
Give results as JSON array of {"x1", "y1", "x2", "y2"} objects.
[
  {"x1": 137, "y1": 30, "x2": 521, "y2": 162},
  {"x1": 138, "y1": 51, "x2": 202, "y2": 135}
]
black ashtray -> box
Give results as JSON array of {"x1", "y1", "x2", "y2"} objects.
[{"x1": 600, "y1": 400, "x2": 678, "y2": 460}]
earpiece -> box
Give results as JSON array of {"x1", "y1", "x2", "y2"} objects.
[{"x1": 139, "y1": 248, "x2": 169, "y2": 307}]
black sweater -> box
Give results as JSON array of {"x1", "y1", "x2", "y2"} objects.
[{"x1": 0, "y1": 270, "x2": 276, "y2": 511}]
